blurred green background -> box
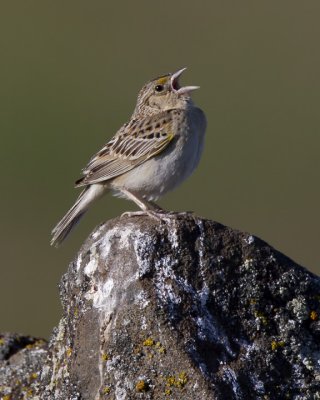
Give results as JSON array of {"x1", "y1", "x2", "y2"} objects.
[{"x1": 1, "y1": 1, "x2": 319, "y2": 339}]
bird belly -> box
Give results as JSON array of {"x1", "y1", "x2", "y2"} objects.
[{"x1": 111, "y1": 121, "x2": 205, "y2": 201}]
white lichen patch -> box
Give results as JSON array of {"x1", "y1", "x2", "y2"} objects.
[
  {"x1": 196, "y1": 317, "x2": 208, "y2": 340},
  {"x1": 278, "y1": 318, "x2": 296, "y2": 337},
  {"x1": 91, "y1": 224, "x2": 105, "y2": 239},
  {"x1": 302, "y1": 357, "x2": 314, "y2": 371},
  {"x1": 250, "y1": 373, "x2": 265, "y2": 395},
  {"x1": 133, "y1": 231, "x2": 155, "y2": 277},
  {"x1": 241, "y1": 341, "x2": 259, "y2": 359},
  {"x1": 86, "y1": 279, "x2": 114, "y2": 309},
  {"x1": 134, "y1": 290, "x2": 150, "y2": 309},
  {"x1": 167, "y1": 220, "x2": 179, "y2": 249},
  {"x1": 40, "y1": 364, "x2": 51, "y2": 380},
  {"x1": 199, "y1": 284, "x2": 209, "y2": 307},
  {"x1": 100, "y1": 225, "x2": 135, "y2": 260},
  {"x1": 106, "y1": 355, "x2": 121, "y2": 373},
  {"x1": 84, "y1": 258, "x2": 98, "y2": 276},
  {"x1": 243, "y1": 258, "x2": 255, "y2": 269},
  {"x1": 82, "y1": 245, "x2": 100, "y2": 283},
  {"x1": 140, "y1": 316, "x2": 147, "y2": 330},
  {"x1": 196, "y1": 311, "x2": 234, "y2": 357},
  {"x1": 222, "y1": 367, "x2": 241, "y2": 398},
  {"x1": 154, "y1": 256, "x2": 181, "y2": 306},
  {"x1": 115, "y1": 385, "x2": 127, "y2": 400},
  {"x1": 245, "y1": 235, "x2": 255, "y2": 245},
  {"x1": 76, "y1": 253, "x2": 83, "y2": 271},
  {"x1": 84, "y1": 222, "x2": 144, "y2": 312},
  {"x1": 287, "y1": 296, "x2": 309, "y2": 323},
  {"x1": 269, "y1": 254, "x2": 276, "y2": 262},
  {"x1": 195, "y1": 218, "x2": 206, "y2": 272},
  {"x1": 48, "y1": 318, "x2": 71, "y2": 396}
]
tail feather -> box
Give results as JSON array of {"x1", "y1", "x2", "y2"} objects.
[{"x1": 51, "y1": 184, "x2": 105, "y2": 247}]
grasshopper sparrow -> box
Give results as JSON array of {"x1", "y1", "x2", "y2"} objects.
[{"x1": 51, "y1": 68, "x2": 206, "y2": 246}]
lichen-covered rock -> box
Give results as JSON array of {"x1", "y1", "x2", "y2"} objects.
[
  {"x1": 0, "y1": 333, "x2": 48, "y2": 399},
  {"x1": 1, "y1": 216, "x2": 320, "y2": 399}
]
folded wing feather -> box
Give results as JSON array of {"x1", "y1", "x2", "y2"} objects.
[{"x1": 75, "y1": 110, "x2": 179, "y2": 186}]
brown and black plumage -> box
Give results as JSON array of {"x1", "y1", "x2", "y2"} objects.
[{"x1": 51, "y1": 68, "x2": 206, "y2": 246}]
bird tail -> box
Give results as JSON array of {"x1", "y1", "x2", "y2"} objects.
[{"x1": 51, "y1": 184, "x2": 105, "y2": 247}]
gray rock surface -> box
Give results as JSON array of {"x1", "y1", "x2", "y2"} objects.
[{"x1": 1, "y1": 216, "x2": 320, "y2": 399}]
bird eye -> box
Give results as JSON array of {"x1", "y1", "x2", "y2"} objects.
[{"x1": 155, "y1": 84, "x2": 164, "y2": 92}]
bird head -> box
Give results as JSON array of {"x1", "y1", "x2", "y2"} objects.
[{"x1": 134, "y1": 68, "x2": 199, "y2": 116}]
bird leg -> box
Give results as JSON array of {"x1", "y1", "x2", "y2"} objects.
[
  {"x1": 119, "y1": 189, "x2": 165, "y2": 220},
  {"x1": 119, "y1": 189, "x2": 194, "y2": 221}
]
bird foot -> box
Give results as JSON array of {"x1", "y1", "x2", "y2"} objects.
[
  {"x1": 120, "y1": 210, "x2": 195, "y2": 222},
  {"x1": 121, "y1": 210, "x2": 163, "y2": 221}
]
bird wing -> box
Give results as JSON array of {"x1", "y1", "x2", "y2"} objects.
[{"x1": 75, "y1": 110, "x2": 180, "y2": 186}]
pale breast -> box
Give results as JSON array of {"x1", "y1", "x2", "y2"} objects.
[{"x1": 111, "y1": 106, "x2": 206, "y2": 201}]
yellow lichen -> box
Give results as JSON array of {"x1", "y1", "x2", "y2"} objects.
[
  {"x1": 165, "y1": 388, "x2": 172, "y2": 395},
  {"x1": 34, "y1": 339, "x2": 46, "y2": 347},
  {"x1": 3, "y1": 395, "x2": 11, "y2": 400},
  {"x1": 166, "y1": 376, "x2": 176, "y2": 387},
  {"x1": 143, "y1": 337, "x2": 155, "y2": 346},
  {"x1": 21, "y1": 387, "x2": 33, "y2": 398},
  {"x1": 135, "y1": 380, "x2": 148, "y2": 392},
  {"x1": 66, "y1": 347, "x2": 72, "y2": 357},
  {"x1": 25, "y1": 339, "x2": 46, "y2": 350},
  {"x1": 271, "y1": 341, "x2": 285, "y2": 351},
  {"x1": 0, "y1": 338, "x2": 5, "y2": 345},
  {"x1": 178, "y1": 371, "x2": 188, "y2": 386},
  {"x1": 101, "y1": 386, "x2": 111, "y2": 394},
  {"x1": 310, "y1": 310, "x2": 318, "y2": 321},
  {"x1": 30, "y1": 373, "x2": 38, "y2": 380},
  {"x1": 155, "y1": 341, "x2": 166, "y2": 354},
  {"x1": 165, "y1": 372, "x2": 188, "y2": 389},
  {"x1": 101, "y1": 352, "x2": 109, "y2": 361},
  {"x1": 254, "y1": 311, "x2": 268, "y2": 325}
]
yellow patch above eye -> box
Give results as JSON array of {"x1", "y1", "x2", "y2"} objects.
[{"x1": 156, "y1": 77, "x2": 168, "y2": 85}]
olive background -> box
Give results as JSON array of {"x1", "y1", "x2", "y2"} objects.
[{"x1": 1, "y1": 1, "x2": 319, "y2": 338}]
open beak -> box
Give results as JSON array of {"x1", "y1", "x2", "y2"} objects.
[{"x1": 170, "y1": 67, "x2": 200, "y2": 95}]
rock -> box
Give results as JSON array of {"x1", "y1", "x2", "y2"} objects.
[
  {"x1": 1, "y1": 216, "x2": 320, "y2": 399},
  {"x1": 0, "y1": 333, "x2": 48, "y2": 399}
]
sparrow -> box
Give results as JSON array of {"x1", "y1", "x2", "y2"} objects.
[{"x1": 51, "y1": 68, "x2": 206, "y2": 246}]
